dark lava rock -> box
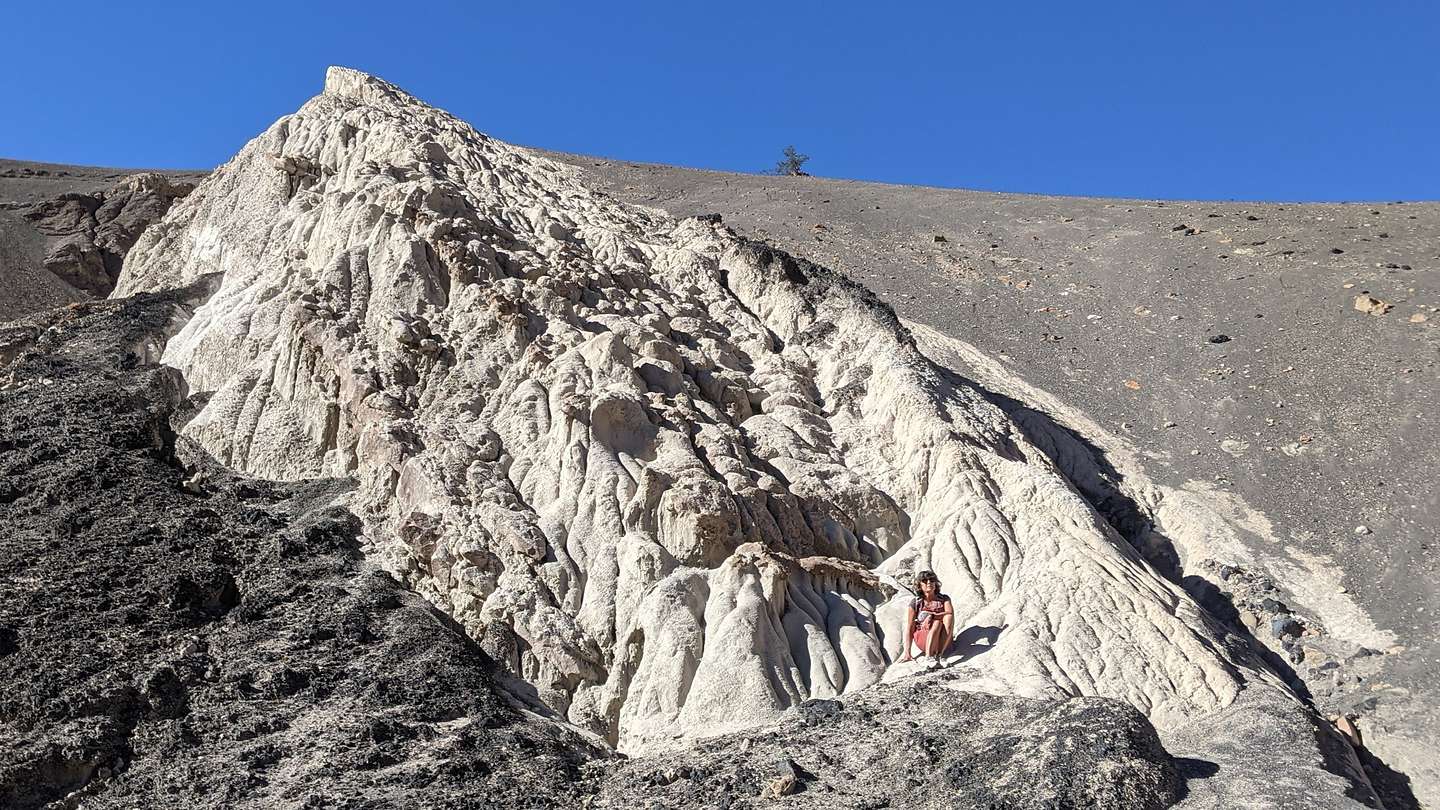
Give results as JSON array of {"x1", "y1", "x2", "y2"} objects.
[
  {"x1": 590, "y1": 676, "x2": 1182, "y2": 810},
  {"x1": 1261, "y1": 598, "x2": 1291, "y2": 614},
  {"x1": 1272, "y1": 615, "x2": 1304, "y2": 639},
  {"x1": 0, "y1": 286, "x2": 599, "y2": 809}
]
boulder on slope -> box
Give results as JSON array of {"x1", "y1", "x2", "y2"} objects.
[{"x1": 592, "y1": 675, "x2": 1183, "y2": 810}]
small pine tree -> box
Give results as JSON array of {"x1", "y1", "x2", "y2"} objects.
[{"x1": 772, "y1": 145, "x2": 810, "y2": 176}]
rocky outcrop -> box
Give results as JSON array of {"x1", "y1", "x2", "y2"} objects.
[
  {"x1": 109, "y1": 68, "x2": 1381, "y2": 805},
  {"x1": 0, "y1": 281, "x2": 1187, "y2": 810},
  {"x1": 591, "y1": 675, "x2": 1183, "y2": 810},
  {"x1": 553, "y1": 149, "x2": 1438, "y2": 808},
  {"x1": 22, "y1": 172, "x2": 193, "y2": 295},
  {"x1": 0, "y1": 288, "x2": 601, "y2": 809}
]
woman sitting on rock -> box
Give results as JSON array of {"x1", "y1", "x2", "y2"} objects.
[{"x1": 898, "y1": 569, "x2": 954, "y2": 667}]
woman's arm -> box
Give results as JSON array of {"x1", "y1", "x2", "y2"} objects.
[
  {"x1": 941, "y1": 600, "x2": 955, "y2": 646},
  {"x1": 899, "y1": 604, "x2": 916, "y2": 661}
]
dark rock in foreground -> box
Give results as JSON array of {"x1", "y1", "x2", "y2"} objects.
[
  {"x1": 591, "y1": 683, "x2": 1182, "y2": 810},
  {"x1": 0, "y1": 288, "x2": 597, "y2": 809}
]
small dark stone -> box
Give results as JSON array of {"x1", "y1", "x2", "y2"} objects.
[
  {"x1": 1207, "y1": 334, "x2": 1232, "y2": 344},
  {"x1": 795, "y1": 698, "x2": 844, "y2": 725},
  {"x1": 1271, "y1": 616, "x2": 1303, "y2": 638}
]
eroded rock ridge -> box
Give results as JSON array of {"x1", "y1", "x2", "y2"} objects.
[{"x1": 108, "y1": 68, "x2": 1378, "y2": 805}]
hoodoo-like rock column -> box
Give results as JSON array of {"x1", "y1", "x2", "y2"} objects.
[{"x1": 116, "y1": 69, "x2": 1354, "y2": 803}]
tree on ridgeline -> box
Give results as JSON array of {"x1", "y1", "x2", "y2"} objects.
[{"x1": 772, "y1": 145, "x2": 810, "y2": 176}]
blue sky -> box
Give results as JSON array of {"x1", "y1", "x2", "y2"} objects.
[{"x1": 3, "y1": 1, "x2": 1436, "y2": 201}]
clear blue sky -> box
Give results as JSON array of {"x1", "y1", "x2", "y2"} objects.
[{"x1": 3, "y1": 1, "x2": 1436, "y2": 201}]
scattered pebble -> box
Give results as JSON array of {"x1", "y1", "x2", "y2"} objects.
[{"x1": 1353, "y1": 296, "x2": 1392, "y2": 315}]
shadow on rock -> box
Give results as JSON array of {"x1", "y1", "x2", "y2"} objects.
[
  {"x1": 1172, "y1": 756, "x2": 1220, "y2": 802},
  {"x1": 1353, "y1": 744, "x2": 1420, "y2": 810},
  {"x1": 952, "y1": 624, "x2": 1004, "y2": 662}
]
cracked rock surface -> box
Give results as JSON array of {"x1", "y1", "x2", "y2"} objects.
[
  {"x1": 589, "y1": 675, "x2": 1183, "y2": 810},
  {"x1": 0, "y1": 289, "x2": 600, "y2": 809}
]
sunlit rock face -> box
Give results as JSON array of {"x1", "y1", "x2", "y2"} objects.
[{"x1": 117, "y1": 68, "x2": 1293, "y2": 754}]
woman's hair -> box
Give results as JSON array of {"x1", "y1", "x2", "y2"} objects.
[{"x1": 914, "y1": 569, "x2": 941, "y2": 592}]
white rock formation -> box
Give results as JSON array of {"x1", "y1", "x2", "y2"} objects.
[{"x1": 117, "y1": 68, "x2": 1304, "y2": 755}]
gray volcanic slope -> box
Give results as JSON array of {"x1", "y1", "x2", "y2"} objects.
[
  {"x1": 544, "y1": 152, "x2": 1440, "y2": 807},
  {"x1": 0, "y1": 159, "x2": 205, "y2": 318}
]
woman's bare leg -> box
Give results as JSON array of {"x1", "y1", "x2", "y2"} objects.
[{"x1": 926, "y1": 621, "x2": 948, "y2": 657}]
